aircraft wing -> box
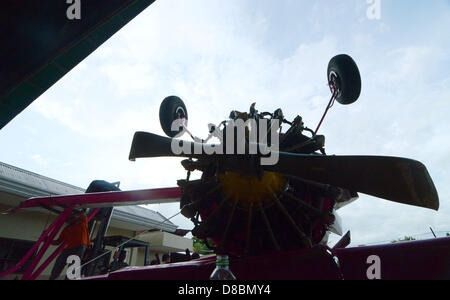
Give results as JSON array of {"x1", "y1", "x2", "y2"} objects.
[{"x1": 17, "y1": 187, "x2": 181, "y2": 210}]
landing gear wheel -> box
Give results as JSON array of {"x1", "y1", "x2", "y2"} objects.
[
  {"x1": 327, "y1": 54, "x2": 361, "y2": 105},
  {"x1": 159, "y1": 96, "x2": 188, "y2": 137}
]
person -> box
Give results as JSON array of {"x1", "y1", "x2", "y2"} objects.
[
  {"x1": 109, "y1": 251, "x2": 129, "y2": 272},
  {"x1": 150, "y1": 260, "x2": 159, "y2": 265},
  {"x1": 49, "y1": 208, "x2": 90, "y2": 280},
  {"x1": 149, "y1": 253, "x2": 161, "y2": 265},
  {"x1": 185, "y1": 248, "x2": 191, "y2": 261},
  {"x1": 162, "y1": 253, "x2": 170, "y2": 264}
]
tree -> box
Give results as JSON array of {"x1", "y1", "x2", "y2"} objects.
[{"x1": 192, "y1": 237, "x2": 212, "y2": 254}]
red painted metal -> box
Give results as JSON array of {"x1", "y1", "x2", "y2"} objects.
[
  {"x1": 21, "y1": 206, "x2": 73, "y2": 280},
  {"x1": 24, "y1": 207, "x2": 100, "y2": 280},
  {"x1": 18, "y1": 187, "x2": 181, "y2": 210},
  {"x1": 87, "y1": 208, "x2": 101, "y2": 222},
  {"x1": 315, "y1": 83, "x2": 337, "y2": 135},
  {"x1": 28, "y1": 243, "x2": 66, "y2": 281},
  {"x1": 0, "y1": 207, "x2": 71, "y2": 279},
  {"x1": 332, "y1": 237, "x2": 450, "y2": 280},
  {"x1": 84, "y1": 237, "x2": 450, "y2": 280},
  {"x1": 1, "y1": 188, "x2": 178, "y2": 280},
  {"x1": 0, "y1": 205, "x2": 102, "y2": 280}
]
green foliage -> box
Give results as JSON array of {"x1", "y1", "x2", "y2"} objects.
[
  {"x1": 391, "y1": 236, "x2": 416, "y2": 243},
  {"x1": 192, "y1": 237, "x2": 211, "y2": 254},
  {"x1": 446, "y1": 233, "x2": 449, "y2": 237}
]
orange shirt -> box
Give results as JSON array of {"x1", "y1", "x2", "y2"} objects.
[{"x1": 58, "y1": 214, "x2": 90, "y2": 249}]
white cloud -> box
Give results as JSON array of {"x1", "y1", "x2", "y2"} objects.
[{"x1": 100, "y1": 63, "x2": 156, "y2": 97}]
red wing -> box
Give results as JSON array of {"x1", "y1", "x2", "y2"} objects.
[{"x1": 18, "y1": 187, "x2": 181, "y2": 210}]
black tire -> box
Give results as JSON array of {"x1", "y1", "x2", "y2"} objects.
[
  {"x1": 159, "y1": 95, "x2": 188, "y2": 137},
  {"x1": 327, "y1": 54, "x2": 361, "y2": 105}
]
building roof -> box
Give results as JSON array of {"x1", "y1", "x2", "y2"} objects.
[
  {"x1": 111, "y1": 205, "x2": 177, "y2": 233},
  {"x1": 0, "y1": 161, "x2": 85, "y2": 198},
  {"x1": 0, "y1": 161, "x2": 177, "y2": 232}
]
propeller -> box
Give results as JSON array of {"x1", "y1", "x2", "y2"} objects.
[
  {"x1": 264, "y1": 152, "x2": 439, "y2": 211},
  {"x1": 129, "y1": 131, "x2": 206, "y2": 160},
  {"x1": 129, "y1": 132, "x2": 439, "y2": 211}
]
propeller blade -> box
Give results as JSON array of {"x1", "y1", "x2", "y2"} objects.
[
  {"x1": 129, "y1": 131, "x2": 201, "y2": 160},
  {"x1": 129, "y1": 132, "x2": 439, "y2": 210},
  {"x1": 263, "y1": 152, "x2": 439, "y2": 211}
]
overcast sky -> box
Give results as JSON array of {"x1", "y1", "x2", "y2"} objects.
[{"x1": 1, "y1": 0, "x2": 449, "y2": 246}]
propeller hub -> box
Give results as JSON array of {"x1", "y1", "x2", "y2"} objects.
[{"x1": 218, "y1": 171, "x2": 287, "y2": 209}]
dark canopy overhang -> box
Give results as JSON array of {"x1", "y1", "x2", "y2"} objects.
[{"x1": 0, "y1": 0, "x2": 156, "y2": 129}]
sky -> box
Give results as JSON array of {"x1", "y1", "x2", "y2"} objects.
[{"x1": 1, "y1": 0, "x2": 449, "y2": 246}]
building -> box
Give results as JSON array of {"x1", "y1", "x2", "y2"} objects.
[{"x1": 0, "y1": 161, "x2": 192, "y2": 279}]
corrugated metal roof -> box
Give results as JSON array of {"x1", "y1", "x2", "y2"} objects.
[
  {"x1": 112, "y1": 206, "x2": 177, "y2": 232},
  {"x1": 115, "y1": 205, "x2": 169, "y2": 224},
  {"x1": 0, "y1": 161, "x2": 84, "y2": 196}
]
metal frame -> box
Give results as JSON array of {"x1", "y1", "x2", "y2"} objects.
[
  {"x1": 0, "y1": 207, "x2": 99, "y2": 280},
  {"x1": 0, "y1": 187, "x2": 180, "y2": 280}
]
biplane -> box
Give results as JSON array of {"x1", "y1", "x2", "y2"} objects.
[{"x1": 0, "y1": 54, "x2": 448, "y2": 280}]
